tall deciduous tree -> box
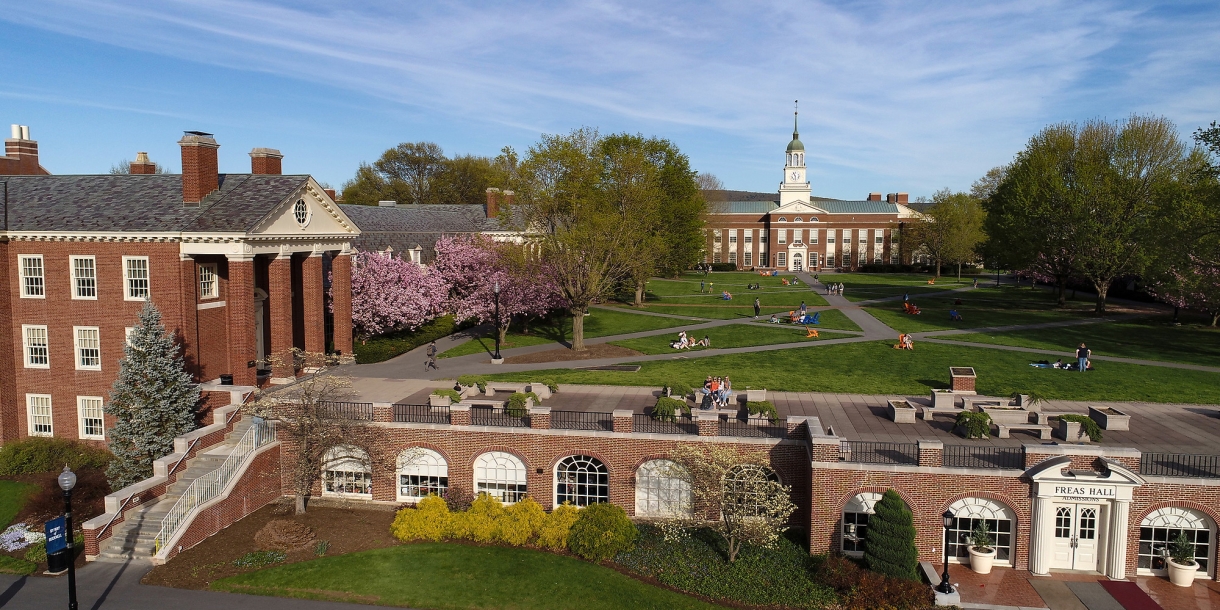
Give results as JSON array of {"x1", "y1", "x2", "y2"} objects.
[
  {"x1": 341, "y1": 143, "x2": 517, "y2": 207},
  {"x1": 863, "y1": 489, "x2": 919, "y2": 581},
  {"x1": 905, "y1": 189, "x2": 984, "y2": 278},
  {"x1": 105, "y1": 302, "x2": 200, "y2": 489},
  {"x1": 348, "y1": 250, "x2": 448, "y2": 338}
]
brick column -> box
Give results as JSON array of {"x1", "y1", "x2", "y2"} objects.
[
  {"x1": 225, "y1": 254, "x2": 257, "y2": 386},
  {"x1": 268, "y1": 254, "x2": 294, "y2": 380},
  {"x1": 696, "y1": 411, "x2": 720, "y2": 437},
  {"x1": 178, "y1": 255, "x2": 200, "y2": 378},
  {"x1": 331, "y1": 251, "x2": 353, "y2": 357},
  {"x1": 450, "y1": 404, "x2": 471, "y2": 426},
  {"x1": 786, "y1": 415, "x2": 810, "y2": 440},
  {"x1": 373, "y1": 402, "x2": 394, "y2": 423},
  {"x1": 917, "y1": 439, "x2": 943, "y2": 467},
  {"x1": 302, "y1": 253, "x2": 326, "y2": 354},
  {"x1": 529, "y1": 406, "x2": 551, "y2": 429},
  {"x1": 810, "y1": 438, "x2": 841, "y2": 462},
  {"x1": 612, "y1": 409, "x2": 633, "y2": 433}
]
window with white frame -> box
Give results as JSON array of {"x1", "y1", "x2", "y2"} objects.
[
  {"x1": 125, "y1": 326, "x2": 137, "y2": 346},
  {"x1": 124, "y1": 257, "x2": 150, "y2": 300},
  {"x1": 322, "y1": 446, "x2": 372, "y2": 497},
  {"x1": 555, "y1": 455, "x2": 609, "y2": 507},
  {"x1": 635, "y1": 459, "x2": 692, "y2": 518},
  {"x1": 744, "y1": 232, "x2": 752, "y2": 244},
  {"x1": 713, "y1": 253, "x2": 721, "y2": 263},
  {"x1": 792, "y1": 229, "x2": 802, "y2": 244},
  {"x1": 858, "y1": 231, "x2": 866, "y2": 244},
  {"x1": 841, "y1": 492, "x2": 883, "y2": 555},
  {"x1": 713, "y1": 229, "x2": 722, "y2": 243},
  {"x1": 1139, "y1": 507, "x2": 1214, "y2": 576},
  {"x1": 946, "y1": 497, "x2": 1015, "y2": 565},
  {"x1": 777, "y1": 252, "x2": 787, "y2": 267},
  {"x1": 475, "y1": 451, "x2": 527, "y2": 504},
  {"x1": 22, "y1": 325, "x2": 49, "y2": 368},
  {"x1": 723, "y1": 464, "x2": 780, "y2": 516},
  {"x1": 778, "y1": 230, "x2": 787, "y2": 245},
  {"x1": 71, "y1": 256, "x2": 97, "y2": 299},
  {"x1": 27, "y1": 394, "x2": 53, "y2": 437},
  {"x1": 758, "y1": 252, "x2": 768, "y2": 267},
  {"x1": 198, "y1": 263, "x2": 218, "y2": 299},
  {"x1": 728, "y1": 231, "x2": 737, "y2": 244},
  {"x1": 74, "y1": 327, "x2": 101, "y2": 370},
  {"x1": 760, "y1": 230, "x2": 768, "y2": 242},
  {"x1": 19, "y1": 255, "x2": 45, "y2": 298},
  {"x1": 858, "y1": 251, "x2": 867, "y2": 265},
  {"x1": 778, "y1": 217, "x2": 787, "y2": 222},
  {"x1": 875, "y1": 232, "x2": 884, "y2": 245},
  {"x1": 874, "y1": 248, "x2": 883, "y2": 263},
  {"x1": 827, "y1": 232, "x2": 836, "y2": 244},
  {"x1": 397, "y1": 448, "x2": 448, "y2": 502},
  {"x1": 729, "y1": 251, "x2": 737, "y2": 264},
  {"x1": 810, "y1": 230, "x2": 819, "y2": 244},
  {"x1": 78, "y1": 396, "x2": 105, "y2": 440},
  {"x1": 826, "y1": 254, "x2": 835, "y2": 267},
  {"x1": 810, "y1": 252, "x2": 819, "y2": 266},
  {"x1": 744, "y1": 252, "x2": 752, "y2": 266}
]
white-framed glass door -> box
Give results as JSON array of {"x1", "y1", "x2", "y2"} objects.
[{"x1": 1051, "y1": 504, "x2": 1100, "y2": 571}]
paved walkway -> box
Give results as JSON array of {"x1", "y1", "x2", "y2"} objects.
[{"x1": 948, "y1": 564, "x2": 1220, "y2": 610}]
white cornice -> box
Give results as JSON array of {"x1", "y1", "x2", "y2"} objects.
[{"x1": 1, "y1": 231, "x2": 182, "y2": 242}]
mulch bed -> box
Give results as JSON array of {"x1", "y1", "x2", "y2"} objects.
[
  {"x1": 142, "y1": 499, "x2": 399, "y2": 590},
  {"x1": 504, "y1": 344, "x2": 642, "y2": 364}
]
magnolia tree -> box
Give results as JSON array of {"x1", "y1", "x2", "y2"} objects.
[
  {"x1": 348, "y1": 250, "x2": 448, "y2": 338},
  {"x1": 1148, "y1": 259, "x2": 1220, "y2": 327}
]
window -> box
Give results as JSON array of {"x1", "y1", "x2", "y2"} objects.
[
  {"x1": 728, "y1": 231, "x2": 737, "y2": 244},
  {"x1": 397, "y1": 448, "x2": 448, "y2": 503},
  {"x1": 810, "y1": 253, "x2": 818, "y2": 266},
  {"x1": 759, "y1": 253, "x2": 768, "y2": 267},
  {"x1": 636, "y1": 460, "x2": 692, "y2": 518},
  {"x1": 777, "y1": 253, "x2": 787, "y2": 267},
  {"x1": 792, "y1": 229, "x2": 802, "y2": 244},
  {"x1": 945, "y1": 497, "x2": 1015, "y2": 565},
  {"x1": 22, "y1": 325, "x2": 49, "y2": 368},
  {"x1": 744, "y1": 252, "x2": 752, "y2": 266},
  {"x1": 475, "y1": 451, "x2": 527, "y2": 504},
  {"x1": 555, "y1": 455, "x2": 609, "y2": 507},
  {"x1": 778, "y1": 230, "x2": 787, "y2": 245},
  {"x1": 841, "y1": 492, "x2": 883, "y2": 555},
  {"x1": 198, "y1": 263, "x2": 218, "y2": 299},
  {"x1": 859, "y1": 231, "x2": 867, "y2": 244},
  {"x1": 858, "y1": 251, "x2": 867, "y2": 265},
  {"x1": 1139, "y1": 507, "x2": 1214, "y2": 576},
  {"x1": 794, "y1": 217, "x2": 802, "y2": 223},
  {"x1": 810, "y1": 230, "x2": 819, "y2": 245},
  {"x1": 778, "y1": 217, "x2": 786, "y2": 222},
  {"x1": 713, "y1": 230, "x2": 722, "y2": 243},
  {"x1": 827, "y1": 232, "x2": 836, "y2": 244},
  {"x1": 78, "y1": 396, "x2": 105, "y2": 440},
  {"x1": 124, "y1": 257, "x2": 150, "y2": 300},
  {"x1": 27, "y1": 394, "x2": 53, "y2": 437},
  {"x1": 71, "y1": 256, "x2": 97, "y2": 299},
  {"x1": 125, "y1": 326, "x2": 137, "y2": 346},
  {"x1": 729, "y1": 251, "x2": 737, "y2": 264},
  {"x1": 74, "y1": 327, "x2": 101, "y2": 370},
  {"x1": 19, "y1": 255, "x2": 45, "y2": 298},
  {"x1": 760, "y1": 230, "x2": 768, "y2": 242},
  {"x1": 875, "y1": 232, "x2": 884, "y2": 244},
  {"x1": 293, "y1": 199, "x2": 311, "y2": 226},
  {"x1": 744, "y1": 232, "x2": 752, "y2": 244},
  {"x1": 723, "y1": 464, "x2": 780, "y2": 516},
  {"x1": 713, "y1": 253, "x2": 721, "y2": 263},
  {"x1": 874, "y1": 248, "x2": 883, "y2": 263},
  {"x1": 826, "y1": 254, "x2": 835, "y2": 267},
  {"x1": 322, "y1": 446, "x2": 372, "y2": 497}
]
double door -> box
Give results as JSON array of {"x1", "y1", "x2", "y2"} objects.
[{"x1": 1051, "y1": 503, "x2": 1100, "y2": 571}]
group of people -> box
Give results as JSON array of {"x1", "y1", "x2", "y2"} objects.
[
  {"x1": 895, "y1": 333, "x2": 915, "y2": 350},
  {"x1": 700, "y1": 375, "x2": 733, "y2": 409},
  {"x1": 670, "y1": 330, "x2": 710, "y2": 350},
  {"x1": 1029, "y1": 344, "x2": 1095, "y2": 371},
  {"x1": 826, "y1": 283, "x2": 845, "y2": 296}
]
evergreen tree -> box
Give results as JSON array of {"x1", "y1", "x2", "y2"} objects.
[
  {"x1": 105, "y1": 302, "x2": 200, "y2": 489},
  {"x1": 863, "y1": 489, "x2": 919, "y2": 580}
]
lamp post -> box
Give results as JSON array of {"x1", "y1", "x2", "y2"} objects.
[
  {"x1": 491, "y1": 281, "x2": 502, "y2": 361},
  {"x1": 58, "y1": 466, "x2": 79, "y2": 610},
  {"x1": 940, "y1": 509, "x2": 955, "y2": 594}
]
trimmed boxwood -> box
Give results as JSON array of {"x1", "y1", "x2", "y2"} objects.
[
  {"x1": 353, "y1": 316, "x2": 460, "y2": 364},
  {"x1": 0, "y1": 437, "x2": 112, "y2": 476},
  {"x1": 863, "y1": 489, "x2": 919, "y2": 581},
  {"x1": 457, "y1": 375, "x2": 488, "y2": 393},
  {"x1": 1057, "y1": 414, "x2": 1103, "y2": 442},
  {"x1": 747, "y1": 400, "x2": 778, "y2": 422},
  {"x1": 652, "y1": 397, "x2": 688, "y2": 422},
  {"x1": 505, "y1": 392, "x2": 539, "y2": 417},
  {"x1": 567, "y1": 503, "x2": 637, "y2": 561}
]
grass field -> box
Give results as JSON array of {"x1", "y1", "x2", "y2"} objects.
[
  {"x1": 439, "y1": 308, "x2": 690, "y2": 358},
  {"x1": 865, "y1": 285, "x2": 1100, "y2": 333},
  {"x1": 608, "y1": 322, "x2": 856, "y2": 355},
  {"x1": 488, "y1": 340, "x2": 1220, "y2": 404},
  {"x1": 823, "y1": 272, "x2": 974, "y2": 302},
  {"x1": 629, "y1": 272, "x2": 829, "y2": 307},
  {"x1": 0, "y1": 480, "x2": 37, "y2": 527},
  {"x1": 212, "y1": 543, "x2": 724, "y2": 610}
]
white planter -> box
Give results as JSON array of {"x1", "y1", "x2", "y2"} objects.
[
  {"x1": 931, "y1": 390, "x2": 957, "y2": 409},
  {"x1": 746, "y1": 389, "x2": 767, "y2": 402},
  {"x1": 1057, "y1": 420, "x2": 1090, "y2": 443},
  {"x1": 968, "y1": 546, "x2": 996, "y2": 574},
  {"x1": 1088, "y1": 406, "x2": 1130, "y2": 431},
  {"x1": 887, "y1": 400, "x2": 917, "y2": 424},
  {"x1": 1167, "y1": 558, "x2": 1198, "y2": 587},
  {"x1": 429, "y1": 394, "x2": 451, "y2": 407}
]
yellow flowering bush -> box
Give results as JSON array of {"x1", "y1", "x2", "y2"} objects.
[
  {"x1": 449, "y1": 493, "x2": 505, "y2": 542},
  {"x1": 536, "y1": 503, "x2": 581, "y2": 551},
  {"x1": 390, "y1": 495, "x2": 450, "y2": 542},
  {"x1": 495, "y1": 497, "x2": 546, "y2": 546}
]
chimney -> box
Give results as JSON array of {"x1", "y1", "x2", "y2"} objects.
[
  {"x1": 867, "y1": 192, "x2": 881, "y2": 201},
  {"x1": 896, "y1": 192, "x2": 909, "y2": 204},
  {"x1": 323, "y1": 188, "x2": 337, "y2": 201},
  {"x1": 886, "y1": 193, "x2": 897, "y2": 203},
  {"x1": 2, "y1": 124, "x2": 48, "y2": 175},
  {"x1": 179, "y1": 131, "x2": 220, "y2": 204},
  {"x1": 130, "y1": 151, "x2": 157, "y2": 174},
  {"x1": 249, "y1": 147, "x2": 283, "y2": 175},
  {"x1": 485, "y1": 187, "x2": 500, "y2": 218}
]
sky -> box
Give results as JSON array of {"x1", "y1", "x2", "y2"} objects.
[{"x1": 2, "y1": 1, "x2": 1218, "y2": 200}]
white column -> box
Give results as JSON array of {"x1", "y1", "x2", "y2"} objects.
[
  {"x1": 1029, "y1": 495, "x2": 1053, "y2": 575},
  {"x1": 1106, "y1": 500, "x2": 1130, "y2": 580}
]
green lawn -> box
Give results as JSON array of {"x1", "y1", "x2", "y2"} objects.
[
  {"x1": 866, "y1": 285, "x2": 1099, "y2": 333},
  {"x1": 440, "y1": 308, "x2": 691, "y2": 358},
  {"x1": 0, "y1": 480, "x2": 37, "y2": 527},
  {"x1": 631, "y1": 272, "x2": 829, "y2": 306},
  {"x1": 624, "y1": 304, "x2": 823, "y2": 320},
  {"x1": 822, "y1": 272, "x2": 973, "y2": 302},
  {"x1": 212, "y1": 543, "x2": 724, "y2": 610},
  {"x1": 940, "y1": 318, "x2": 1220, "y2": 368},
  {"x1": 609, "y1": 322, "x2": 856, "y2": 355},
  {"x1": 488, "y1": 340, "x2": 1220, "y2": 404}
]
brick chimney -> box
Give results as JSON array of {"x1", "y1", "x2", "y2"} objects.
[
  {"x1": 896, "y1": 192, "x2": 909, "y2": 204},
  {"x1": 485, "y1": 187, "x2": 500, "y2": 218},
  {"x1": 249, "y1": 147, "x2": 283, "y2": 175},
  {"x1": 1, "y1": 124, "x2": 49, "y2": 175},
  {"x1": 867, "y1": 192, "x2": 881, "y2": 201},
  {"x1": 179, "y1": 131, "x2": 219, "y2": 204},
  {"x1": 323, "y1": 188, "x2": 337, "y2": 201},
  {"x1": 130, "y1": 151, "x2": 157, "y2": 174},
  {"x1": 886, "y1": 193, "x2": 897, "y2": 203}
]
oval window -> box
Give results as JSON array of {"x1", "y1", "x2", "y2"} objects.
[{"x1": 293, "y1": 199, "x2": 310, "y2": 226}]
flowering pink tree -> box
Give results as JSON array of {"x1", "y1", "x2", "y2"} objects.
[
  {"x1": 348, "y1": 250, "x2": 448, "y2": 338},
  {"x1": 1148, "y1": 259, "x2": 1220, "y2": 327}
]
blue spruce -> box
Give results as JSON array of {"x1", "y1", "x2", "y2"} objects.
[{"x1": 105, "y1": 302, "x2": 200, "y2": 489}]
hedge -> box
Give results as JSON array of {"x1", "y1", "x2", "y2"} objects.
[
  {"x1": 352, "y1": 315, "x2": 460, "y2": 364},
  {"x1": 746, "y1": 400, "x2": 778, "y2": 422},
  {"x1": 0, "y1": 437, "x2": 112, "y2": 476},
  {"x1": 955, "y1": 411, "x2": 991, "y2": 439},
  {"x1": 652, "y1": 397, "x2": 688, "y2": 422},
  {"x1": 863, "y1": 490, "x2": 919, "y2": 580},
  {"x1": 567, "y1": 503, "x2": 637, "y2": 561},
  {"x1": 431, "y1": 388, "x2": 461, "y2": 402}
]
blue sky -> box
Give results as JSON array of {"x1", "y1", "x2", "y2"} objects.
[{"x1": 2, "y1": 1, "x2": 1218, "y2": 199}]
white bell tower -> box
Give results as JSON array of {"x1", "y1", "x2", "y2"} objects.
[{"x1": 779, "y1": 101, "x2": 811, "y2": 206}]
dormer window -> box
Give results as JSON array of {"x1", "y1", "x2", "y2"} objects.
[
  {"x1": 293, "y1": 199, "x2": 311, "y2": 226},
  {"x1": 778, "y1": 217, "x2": 787, "y2": 222},
  {"x1": 794, "y1": 217, "x2": 803, "y2": 223}
]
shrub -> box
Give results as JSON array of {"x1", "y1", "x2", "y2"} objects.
[
  {"x1": 505, "y1": 392, "x2": 539, "y2": 417},
  {"x1": 955, "y1": 411, "x2": 991, "y2": 439},
  {"x1": 710, "y1": 262, "x2": 737, "y2": 271},
  {"x1": 1169, "y1": 531, "x2": 1197, "y2": 565},
  {"x1": 457, "y1": 375, "x2": 488, "y2": 393},
  {"x1": 233, "y1": 550, "x2": 287, "y2": 568},
  {"x1": 971, "y1": 521, "x2": 993, "y2": 551},
  {"x1": 496, "y1": 497, "x2": 546, "y2": 546},
  {"x1": 431, "y1": 388, "x2": 461, "y2": 402},
  {"x1": 314, "y1": 539, "x2": 330, "y2": 556},
  {"x1": 747, "y1": 400, "x2": 778, "y2": 421},
  {"x1": 442, "y1": 485, "x2": 474, "y2": 512},
  {"x1": 0, "y1": 556, "x2": 37, "y2": 576},
  {"x1": 1058, "y1": 414, "x2": 1103, "y2": 442},
  {"x1": 353, "y1": 315, "x2": 460, "y2": 364},
  {"x1": 391, "y1": 495, "x2": 451, "y2": 542},
  {"x1": 652, "y1": 397, "x2": 687, "y2": 422},
  {"x1": 537, "y1": 504, "x2": 580, "y2": 551},
  {"x1": 814, "y1": 554, "x2": 934, "y2": 610},
  {"x1": 863, "y1": 490, "x2": 919, "y2": 581},
  {"x1": 568, "y1": 502, "x2": 637, "y2": 561},
  {"x1": 0, "y1": 437, "x2": 112, "y2": 476},
  {"x1": 664, "y1": 381, "x2": 692, "y2": 399},
  {"x1": 539, "y1": 379, "x2": 559, "y2": 393},
  {"x1": 449, "y1": 493, "x2": 504, "y2": 542},
  {"x1": 23, "y1": 541, "x2": 46, "y2": 563}
]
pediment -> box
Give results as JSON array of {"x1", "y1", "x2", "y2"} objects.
[
  {"x1": 769, "y1": 200, "x2": 828, "y2": 216},
  {"x1": 251, "y1": 178, "x2": 360, "y2": 237}
]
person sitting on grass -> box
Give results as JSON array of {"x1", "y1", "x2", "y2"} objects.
[
  {"x1": 769, "y1": 313, "x2": 780, "y2": 324},
  {"x1": 789, "y1": 310, "x2": 800, "y2": 323},
  {"x1": 782, "y1": 278, "x2": 790, "y2": 286},
  {"x1": 949, "y1": 309, "x2": 963, "y2": 321},
  {"x1": 697, "y1": 334, "x2": 711, "y2": 348},
  {"x1": 903, "y1": 334, "x2": 914, "y2": 350}
]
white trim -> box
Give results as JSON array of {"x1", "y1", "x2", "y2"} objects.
[
  {"x1": 18, "y1": 254, "x2": 45, "y2": 299},
  {"x1": 196, "y1": 300, "x2": 227, "y2": 310},
  {"x1": 321, "y1": 446, "x2": 373, "y2": 498},
  {"x1": 73, "y1": 326, "x2": 103, "y2": 371},
  {"x1": 123, "y1": 256, "x2": 150, "y2": 301},
  {"x1": 70, "y1": 255, "x2": 98, "y2": 300},
  {"x1": 198, "y1": 262, "x2": 219, "y2": 299},
  {"x1": 77, "y1": 396, "x2": 106, "y2": 440},
  {"x1": 396, "y1": 448, "x2": 448, "y2": 503},
  {"x1": 21, "y1": 324, "x2": 50, "y2": 368},
  {"x1": 26, "y1": 394, "x2": 53, "y2": 437},
  {"x1": 474, "y1": 451, "x2": 527, "y2": 505}
]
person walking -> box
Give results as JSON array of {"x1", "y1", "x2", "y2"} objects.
[
  {"x1": 799, "y1": 300, "x2": 807, "y2": 316},
  {"x1": 1076, "y1": 343, "x2": 1091, "y2": 372},
  {"x1": 425, "y1": 340, "x2": 439, "y2": 371},
  {"x1": 700, "y1": 279, "x2": 705, "y2": 293},
  {"x1": 753, "y1": 297, "x2": 761, "y2": 319},
  {"x1": 903, "y1": 292, "x2": 909, "y2": 302}
]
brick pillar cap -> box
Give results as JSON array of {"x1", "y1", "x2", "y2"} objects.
[
  {"x1": 179, "y1": 133, "x2": 219, "y2": 148},
  {"x1": 449, "y1": 404, "x2": 471, "y2": 412},
  {"x1": 528, "y1": 406, "x2": 551, "y2": 415},
  {"x1": 695, "y1": 411, "x2": 720, "y2": 422},
  {"x1": 917, "y1": 439, "x2": 944, "y2": 450},
  {"x1": 249, "y1": 147, "x2": 284, "y2": 159},
  {"x1": 611, "y1": 409, "x2": 633, "y2": 418},
  {"x1": 372, "y1": 402, "x2": 394, "y2": 409}
]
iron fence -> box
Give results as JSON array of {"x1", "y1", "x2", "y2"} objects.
[
  {"x1": 719, "y1": 419, "x2": 787, "y2": 439},
  {"x1": 633, "y1": 413, "x2": 697, "y2": 435},
  {"x1": 319, "y1": 401, "x2": 374, "y2": 421},
  {"x1": 393, "y1": 403, "x2": 450, "y2": 424},
  {"x1": 471, "y1": 407, "x2": 529, "y2": 428},
  {"x1": 552, "y1": 410, "x2": 614, "y2": 432},
  {"x1": 943, "y1": 445, "x2": 1024, "y2": 469},
  {"x1": 1140, "y1": 453, "x2": 1220, "y2": 479},
  {"x1": 841, "y1": 441, "x2": 919, "y2": 465}
]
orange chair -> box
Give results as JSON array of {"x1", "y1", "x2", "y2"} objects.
[
  {"x1": 805, "y1": 327, "x2": 819, "y2": 338},
  {"x1": 894, "y1": 333, "x2": 906, "y2": 349},
  {"x1": 927, "y1": 278, "x2": 936, "y2": 285}
]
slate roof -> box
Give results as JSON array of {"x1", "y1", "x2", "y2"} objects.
[
  {"x1": 0, "y1": 173, "x2": 311, "y2": 233},
  {"x1": 339, "y1": 203, "x2": 514, "y2": 262}
]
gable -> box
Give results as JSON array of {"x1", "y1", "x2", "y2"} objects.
[
  {"x1": 769, "y1": 200, "x2": 828, "y2": 216},
  {"x1": 251, "y1": 178, "x2": 360, "y2": 237}
]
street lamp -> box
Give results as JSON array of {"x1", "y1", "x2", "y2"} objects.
[
  {"x1": 58, "y1": 466, "x2": 79, "y2": 610},
  {"x1": 940, "y1": 509, "x2": 955, "y2": 594},
  {"x1": 492, "y1": 281, "x2": 502, "y2": 361}
]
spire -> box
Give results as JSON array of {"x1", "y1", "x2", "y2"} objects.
[
  {"x1": 793, "y1": 99, "x2": 799, "y2": 140},
  {"x1": 786, "y1": 100, "x2": 805, "y2": 153}
]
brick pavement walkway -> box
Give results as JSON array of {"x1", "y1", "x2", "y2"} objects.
[{"x1": 947, "y1": 564, "x2": 1220, "y2": 610}]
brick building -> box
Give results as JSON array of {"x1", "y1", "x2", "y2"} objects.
[{"x1": 0, "y1": 128, "x2": 359, "y2": 444}]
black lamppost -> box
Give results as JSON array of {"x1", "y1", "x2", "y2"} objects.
[
  {"x1": 939, "y1": 509, "x2": 955, "y2": 594},
  {"x1": 58, "y1": 466, "x2": 79, "y2": 610},
  {"x1": 492, "y1": 281, "x2": 502, "y2": 360}
]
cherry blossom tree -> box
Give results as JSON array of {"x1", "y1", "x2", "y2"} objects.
[
  {"x1": 347, "y1": 250, "x2": 448, "y2": 338},
  {"x1": 1148, "y1": 259, "x2": 1220, "y2": 327}
]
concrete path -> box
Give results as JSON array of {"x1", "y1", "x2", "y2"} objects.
[
  {"x1": 854, "y1": 284, "x2": 978, "y2": 305},
  {"x1": 797, "y1": 272, "x2": 895, "y2": 339}
]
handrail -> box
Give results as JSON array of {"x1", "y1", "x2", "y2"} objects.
[
  {"x1": 168, "y1": 391, "x2": 250, "y2": 478},
  {"x1": 152, "y1": 418, "x2": 276, "y2": 555},
  {"x1": 96, "y1": 493, "x2": 137, "y2": 543}
]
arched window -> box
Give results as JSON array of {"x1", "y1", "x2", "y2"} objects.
[
  {"x1": 555, "y1": 455, "x2": 609, "y2": 506},
  {"x1": 793, "y1": 217, "x2": 803, "y2": 223},
  {"x1": 842, "y1": 492, "x2": 883, "y2": 555},
  {"x1": 1139, "y1": 507, "x2": 1214, "y2": 576},
  {"x1": 322, "y1": 446, "x2": 371, "y2": 498},
  {"x1": 397, "y1": 448, "x2": 448, "y2": 503},
  {"x1": 474, "y1": 451, "x2": 527, "y2": 504},
  {"x1": 723, "y1": 464, "x2": 780, "y2": 516},
  {"x1": 778, "y1": 217, "x2": 787, "y2": 222},
  {"x1": 636, "y1": 459, "x2": 692, "y2": 518},
  {"x1": 946, "y1": 497, "x2": 1015, "y2": 565}
]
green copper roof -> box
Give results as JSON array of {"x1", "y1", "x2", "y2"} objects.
[{"x1": 786, "y1": 111, "x2": 804, "y2": 152}]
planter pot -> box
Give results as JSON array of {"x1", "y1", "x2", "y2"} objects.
[
  {"x1": 968, "y1": 546, "x2": 996, "y2": 574},
  {"x1": 1167, "y1": 558, "x2": 1198, "y2": 587},
  {"x1": 887, "y1": 400, "x2": 917, "y2": 424},
  {"x1": 746, "y1": 389, "x2": 767, "y2": 402},
  {"x1": 219, "y1": 374, "x2": 234, "y2": 386},
  {"x1": 1088, "y1": 406, "x2": 1130, "y2": 431},
  {"x1": 429, "y1": 394, "x2": 451, "y2": 407},
  {"x1": 931, "y1": 390, "x2": 957, "y2": 409},
  {"x1": 1057, "y1": 420, "x2": 1090, "y2": 442}
]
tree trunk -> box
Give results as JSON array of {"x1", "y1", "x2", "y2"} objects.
[
  {"x1": 634, "y1": 281, "x2": 644, "y2": 307},
  {"x1": 571, "y1": 308, "x2": 587, "y2": 351},
  {"x1": 935, "y1": 257, "x2": 942, "y2": 278},
  {"x1": 956, "y1": 263, "x2": 961, "y2": 280},
  {"x1": 1056, "y1": 277, "x2": 1067, "y2": 307},
  {"x1": 727, "y1": 537, "x2": 741, "y2": 563},
  {"x1": 1210, "y1": 312, "x2": 1218, "y2": 327},
  {"x1": 295, "y1": 492, "x2": 307, "y2": 514},
  {"x1": 1093, "y1": 282, "x2": 1109, "y2": 315},
  {"x1": 1172, "y1": 306, "x2": 1179, "y2": 324},
  {"x1": 498, "y1": 321, "x2": 509, "y2": 346}
]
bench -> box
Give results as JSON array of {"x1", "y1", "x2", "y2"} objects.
[
  {"x1": 996, "y1": 423, "x2": 1052, "y2": 439},
  {"x1": 919, "y1": 561, "x2": 960, "y2": 606},
  {"x1": 485, "y1": 382, "x2": 529, "y2": 396},
  {"x1": 462, "y1": 398, "x2": 507, "y2": 410},
  {"x1": 919, "y1": 406, "x2": 963, "y2": 421}
]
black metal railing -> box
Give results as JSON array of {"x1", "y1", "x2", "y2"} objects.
[
  {"x1": 943, "y1": 445, "x2": 1024, "y2": 469},
  {"x1": 319, "y1": 401, "x2": 374, "y2": 421},
  {"x1": 633, "y1": 413, "x2": 697, "y2": 435},
  {"x1": 719, "y1": 418, "x2": 787, "y2": 439},
  {"x1": 471, "y1": 407, "x2": 529, "y2": 428},
  {"x1": 842, "y1": 441, "x2": 919, "y2": 465},
  {"x1": 552, "y1": 410, "x2": 614, "y2": 432},
  {"x1": 1140, "y1": 453, "x2": 1220, "y2": 479},
  {"x1": 392, "y1": 403, "x2": 450, "y2": 424}
]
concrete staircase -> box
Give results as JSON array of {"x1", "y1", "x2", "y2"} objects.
[{"x1": 95, "y1": 415, "x2": 256, "y2": 562}]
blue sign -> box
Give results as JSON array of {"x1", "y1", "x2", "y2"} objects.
[{"x1": 45, "y1": 517, "x2": 67, "y2": 554}]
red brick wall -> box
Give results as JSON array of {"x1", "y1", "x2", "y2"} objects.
[
  {"x1": 0, "y1": 240, "x2": 17, "y2": 443},
  {"x1": 268, "y1": 256, "x2": 293, "y2": 377},
  {"x1": 225, "y1": 258, "x2": 256, "y2": 386},
  {"x1": 330, "y1": 253, "x2": 353, "y2": 356},
  {"x1": 302, "y1": 255, "x2": 325, "y2": 354},
  {"x1": 704, "y1": 213, "x2": 900, "y2": 270}
]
